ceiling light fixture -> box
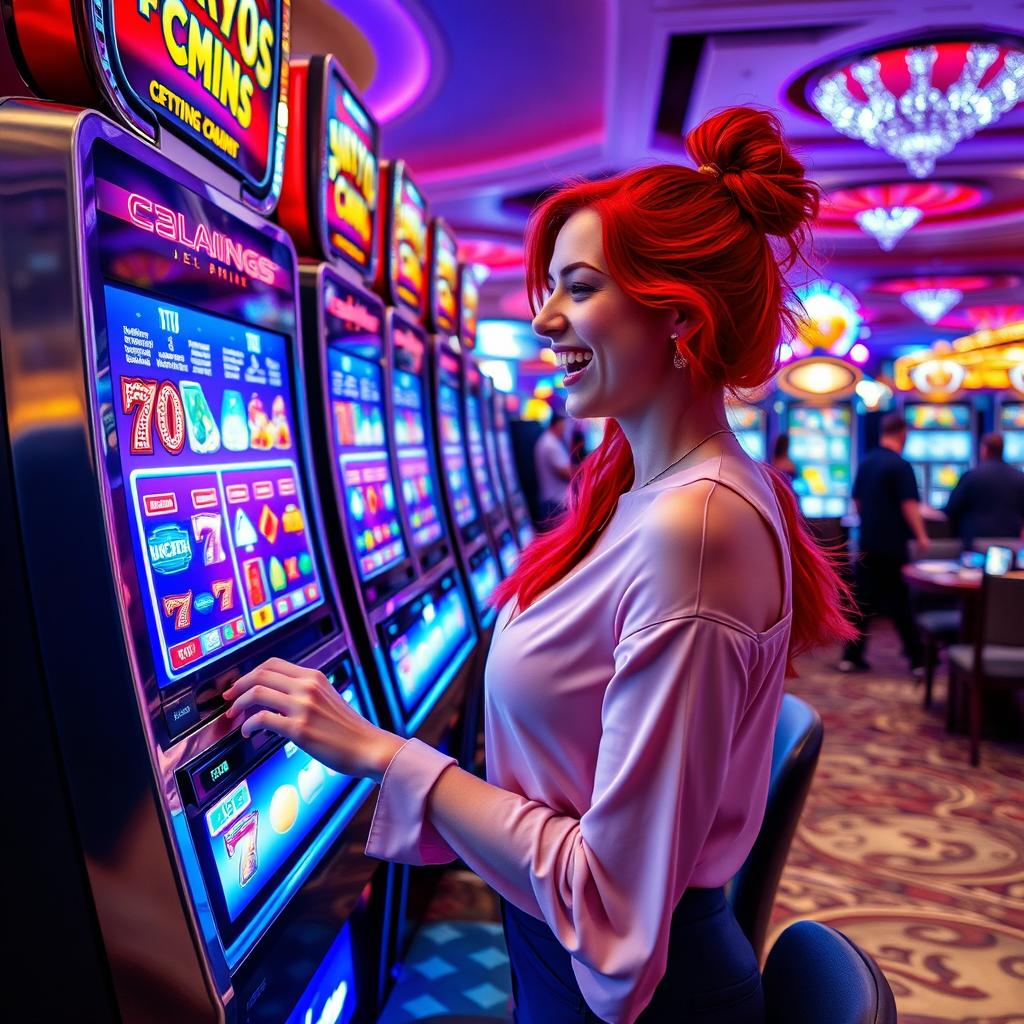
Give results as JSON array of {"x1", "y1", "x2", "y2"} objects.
[
  {"x1": 901, "y1": 287, "x2": 964, "y2": 324},
  {"x1": 854, "y1": 205, "x2": 923, "y2": 250},
  {"x1": 812, "y1": 41, "x2": 1024, "y2": 178}
]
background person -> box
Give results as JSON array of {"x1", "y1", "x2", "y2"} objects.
[
  {"x1": 771, "y1": 432, "x2": 797, "y2": 483},
  {"x1": 944, "y1": 432, "x2": 1024, "y2": 548},
  {"x1": 840, "y1": 413, "x2": 929, "y2": 674},
  {"x1": 533, "y1": 406, "x2": 573, "y2": 528}
]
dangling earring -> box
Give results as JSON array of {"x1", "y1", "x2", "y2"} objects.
[{"x1": 670, "y1": 332, "x2": 687, "y2": 370}]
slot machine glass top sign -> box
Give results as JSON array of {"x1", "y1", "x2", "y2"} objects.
[
  {"x1": 279, "y1": 55, "x2": 379, "y2": 274},
  {"x1": 381, "y1": 161, "x2": 428, "y2": 318},
  {"x1": 459, "y1": 263, "x2": 481, "y2": 349},
  {"x1": 429, "y1": 218, "x2": 459, "y2": 335},
  {"x1": 94, "y1": 143, "x2": 326, "y2": 692},
  {"x1": 9, "y1": 0, "x2": 292, "y2": 212}
]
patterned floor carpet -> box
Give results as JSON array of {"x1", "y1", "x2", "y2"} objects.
[{"x1": 380, "y1": 622, "x2": 1024, "y2": 1023}]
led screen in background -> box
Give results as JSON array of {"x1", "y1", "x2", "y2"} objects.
[
  {"x1": 904, "y1": 403, "x2": 970, "y2": 430},
  {"x1": 431, "y1": 222, "x2": 459, "y2": 335},
  {"x1": 105, "y1": 285, "x2": 323, "y2": 687},
  {"x1": 483, "y1": 412, "x2": 508, "y2": 506},
  {"x1": 498, "y1": 531, "x2": 518, "y2": 576},
  {"x1": 788, "y1": 405, "x2": 851, "y2": 518},
  {"x1": 438, "y1": 382, "x2": 476, "y2": 527},
  {"x1": 468, "y1": 547, "x2": 500, "y2": 612},
  {"x1": 381, "y1": 573, "x2": 472, "y2": 717},
  {"x1": 392, "y1": 368, "x2": 444, "y2": 550},
  {"x1": 465, "y1": 394, "x2": 497, "y2": 513},
  {"x1": 904, "y1": 431, "x2": 972, "y2": 462},
  {"x1": 202, "y1": 683, "x2": 366, "y2": 924},
  {"x1": 726, "y1": 405, "x2": 766, "y2": 461},
  {"x1": 325, "y1": 70, "x2": 378, "y2": 271},
  {"x1": 327, "y1": 349, "x2": 406, "y2": 580}
]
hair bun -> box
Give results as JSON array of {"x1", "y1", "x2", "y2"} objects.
[{"x1": 685, "y1": 107, "x2": 819, "y2": 242}]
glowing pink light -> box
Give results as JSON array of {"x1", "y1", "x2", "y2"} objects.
[{"x1": 849, "y1": 343, "x2": 870, "y2": 364}]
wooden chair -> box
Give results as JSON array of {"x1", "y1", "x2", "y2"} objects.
[
  {"x1": 908, "y1": 540, "x2": 963, "y2": 707},
  {"x1": 946, "y1": 569, "x2": 1024, "y2": 765}
]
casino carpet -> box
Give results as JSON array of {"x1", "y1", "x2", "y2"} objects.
[{"x1": 378, "y1": 621, "x2": 1024, "y2": 1023}]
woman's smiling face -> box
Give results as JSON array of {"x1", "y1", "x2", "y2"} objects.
[{"x1": 531, "y1": 208, "x2": 677, "y2": 421}]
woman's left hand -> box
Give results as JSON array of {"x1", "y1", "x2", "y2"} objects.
[{"x1": 223, "y1": 657, "x2": 404, "y2": 783}]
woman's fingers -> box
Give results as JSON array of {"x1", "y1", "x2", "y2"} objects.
[
  {"x1": 258, "y1": 657, "x2": 312, "y2": 680},
  {"x1": 226, "y1": 683, "x2": 297, "y2": 719},
  {"x1": 240, "y1": 709, "x2": 293, "y2": 740},
  {"x1": 224, "y1": 665, "x2": 299, "y2": 701}
]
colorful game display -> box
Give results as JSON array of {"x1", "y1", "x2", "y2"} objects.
[
  {"x1": 459, "y1": 263, "x2": 480, "y2": 349},
  {"x1": 381, "y1": 161, "x2": 428, "y2": 318},
  {"x1": 436, "y1": 350, "x2": 479, "y2": 529},
  {"x1": 391, "y1": 320, "x2": 446, "y2": 553},
  {"x1": 380, "y1": 572, "x2": 473, "y2": 718},
  {"x1": 467, "y1": 543, "x2": 502, "y2": 610},
  {"x1": 787, "y1": 404, "x2": 853, "y2": 517},
  {"x1": 193, "y1": 670, "x2": 369, "y2": 932},
  {"x1": 465, "y1": 393, "x2": 498, "y2": 514},
  {"x1": 100, "y1": 159, "x2": 325, "y2": 688},
  {"x1": 904, "y1": 402, "x2": 973, "y2": 507},
  {"x1": 1001, "y1": 402, "x2": 1024, "y2": 470}
]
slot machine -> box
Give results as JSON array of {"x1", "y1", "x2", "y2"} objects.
[
  {"x1": 491, "y1": 390, "x2": 535, "y2": 549},
  {"x1": 278, "y1": 57, "x2": 476, "y2": 744},
  {"x1": 726, "y1": 401, "x2": 768, "y2": 462},
  {"x1": 429, "y1": 279, "x2": 503, "y2": 627},
  {"x1": 999, "y1": 399, "x2": 1024, "y2": 471},
  {"x1": 476, "y1": 369, "x2": 522, "y2": 576},
  {"x1": 785, "y1": 401, "x2": 855, "y2": 518},
  {"x1": 2, "y1": 7, "x2": 385, "y2": 1023},
  {"x1": 902, "y1": 401, "x2": 975, "y2": 508}
]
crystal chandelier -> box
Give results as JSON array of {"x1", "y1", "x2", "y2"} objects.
[
  {"x1": 901, "y1": 288, "x2": 963, "y2": 324},
  {"x1": 854, "y1": 206, "x2": 923, "y2": 250},
  {"x1": 813, "y1": 42, "x2": 1024, "y2": 178}
]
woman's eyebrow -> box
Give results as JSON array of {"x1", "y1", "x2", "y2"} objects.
[{"x1": 546, "y1": 261, "x2": 607, "y2": 286}]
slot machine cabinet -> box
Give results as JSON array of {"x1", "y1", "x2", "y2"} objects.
[
  {"x1": 0, "y1": 103, "x2": 386, "y2": 1024},
  {"x1": 279, "y1": 57, "x2": 477, "y2": 743},
  {"x1": 478, "y1": 371, "x2": 522, "y2": 575},
  {"x1": 785, "y1": 400, "x2": 856, "y2": 519},
  {"x1": 902, "y1": 400, "x2": 976, "y2": 508},
  {"x1": 491, "y1": 389, "x2": 535, "y2": 549}
]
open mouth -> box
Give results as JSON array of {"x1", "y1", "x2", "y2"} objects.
[{"x1": 554, "y1": 347, "x2": 594, "y2": 386}]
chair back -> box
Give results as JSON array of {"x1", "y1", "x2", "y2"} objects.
[
  {"x1": 980, "y1": 570, "x2": 1024, "y2": 648},
  {"x1": 909, "y1": 538, "x2": 962, "y2": 561},
  {"x1": 763, "y1": 920, "x2": 898, "y2": 1024},
  {"x1": 727, "y1": 694, "x2": 823, "y2": 961}
]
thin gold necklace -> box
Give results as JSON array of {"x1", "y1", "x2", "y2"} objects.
[{"x1": 630, "y1": 428, "x2": 735, "y2": 492}]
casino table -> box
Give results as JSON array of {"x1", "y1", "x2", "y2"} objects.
[{"x1": 902, "y1": 559, "x2": 982, "y2": 595}]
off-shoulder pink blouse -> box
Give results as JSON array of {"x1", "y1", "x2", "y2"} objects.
[{"x1": 366, "y1": 453, "x2": 791, "y2": 1023}]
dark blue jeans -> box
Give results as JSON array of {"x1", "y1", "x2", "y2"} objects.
[{"x1": 501, "y1": 888, "x2": 764, "y2": 1023}]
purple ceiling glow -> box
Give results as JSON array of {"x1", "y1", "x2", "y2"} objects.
[{"x1": 328, "y1": 0, "x2": 432, "y2": 123}]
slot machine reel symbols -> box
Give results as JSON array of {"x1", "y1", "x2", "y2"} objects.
[
  {"x1": 224, "y1": 811, "x2": 260, "y2": 887},
  {"x1": 181, "y1": 381, "x2": 221, "y2": 454},
  {"x1": 221, "y1": 390, "x2": 250, "y2": 451}
]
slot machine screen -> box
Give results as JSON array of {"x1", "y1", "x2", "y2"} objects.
[
  {"x1": 379, "y1": 570, "x2": 473, "y2": 725},
  {"x1": 105, "y1": 285, "x2": 325, "y2": 689},
  {"x1": 327, "y1": 348, "x2": 407, "y2": 582},
  {"x1": 494, "y1": 401, "x2": 522, "y2": 493},
  {"x1": 465, "y1": 393, "x2": 498, "y2": 514},
  {"x1": 1000, "y1": 403, "x2": 1024, "y2": 467},
  {"x1": 726, "y1": 404, "x2": 766, "y2": 461},
  {"x1": 391, "y1": 323, "x2": 445, "y2": 552},
  {"x1": 787, "y1": 404, "x2": 852, "y2": 518},
  {"x1": 437, "y1": 351, "x2": 478, "y2": 528},
  {"x1": 186, "y1": 660, "x2": 370, "y2": 941},
  {"x1": 497, "y1": 529, "x2": 518, "y2": 576},
  {"x1": 467, "y1": 544, "x2": 501, "y2": 613}
]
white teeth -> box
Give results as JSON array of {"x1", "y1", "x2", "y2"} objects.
[{"x1": 556, "y1": 349, "x2": 593, "y2": 370}]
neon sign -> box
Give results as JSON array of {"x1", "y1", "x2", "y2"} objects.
[{"x1": 792, "y1": 280, "x2": 863, "y2": 357}]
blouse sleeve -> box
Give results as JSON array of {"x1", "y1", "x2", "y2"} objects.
[{"x1": 365, "y1": 612, "x2": 758, "y2": 1024}]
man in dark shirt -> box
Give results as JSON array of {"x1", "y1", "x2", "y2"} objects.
[
  {"x1": 840, "y1": 413, "x2": 930, "y2": 673},
  {"x1": 944, "y1": 432, "x2": 1024, "y2": 547}
]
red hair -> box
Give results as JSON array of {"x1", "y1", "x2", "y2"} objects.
[{"x1": 492, "y1": 107, "x2": 855, "y2": 671}]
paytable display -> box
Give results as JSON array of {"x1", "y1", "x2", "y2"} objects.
[
  {"x1": 904, "y1": 402, "x2": 973, "y2": 507},
  {"x1": 787, "y1": 404, "x2": 852, "y2": 518}
]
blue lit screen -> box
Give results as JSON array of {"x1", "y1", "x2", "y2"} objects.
[{"x1": 284, "y1": 922, "x2": 357, "y2": 1024}]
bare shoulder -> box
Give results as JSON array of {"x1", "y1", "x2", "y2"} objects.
[{"x1": 647, "y1": 478, "x2": 784, "y2": 631}]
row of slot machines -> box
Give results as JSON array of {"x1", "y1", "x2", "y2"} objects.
[
  {"x1": 2, "y1": 8, "x2": 529, "y2": 1024},
  {"x1": 728, "y1": 396, "x2": 1022, "y2": 519}
]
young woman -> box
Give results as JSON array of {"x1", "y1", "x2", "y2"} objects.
[{"x1": 225, "y1": 107, "x2": 854, "y2": 1024}]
